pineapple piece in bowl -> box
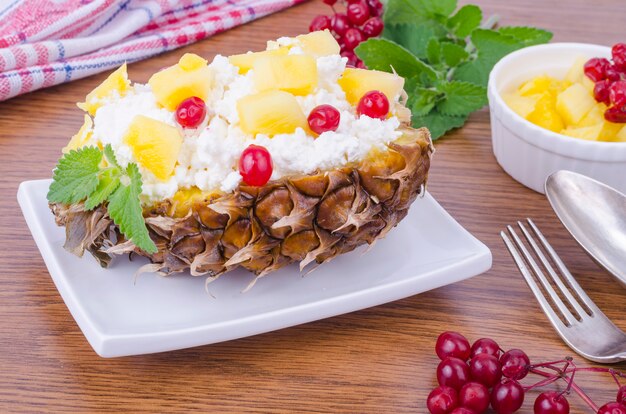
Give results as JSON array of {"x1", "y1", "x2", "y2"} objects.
[{"x1": 49, "y1": 31, "x2": 433, "y2": 282}]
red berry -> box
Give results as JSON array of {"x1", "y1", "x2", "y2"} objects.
[
  {"x1": 470, "y1": 338, "x2": 500, "y2": 358},
  {"x1": 366, "y1": 0, "x2": 384, "y2": 16},
  {"x1": 459, "y1": 382, "x2": 489, "y2": 414},
  {"x1": 598, "y1": 402, "x2": 626, "y2": 414},
  {"x1": 357, "y1": 90, "x2": 390, "y2": 119},
  {"x1": 609, "y1": 80, "x2": 626, "y2": 107},
  {"x1": 618, "y1": 385, "x2": 626, "y2": 405},
  {"x1": 606, "y1": 66, "x2": 623, "y2": 82},
  {"x1": 605, "y1": 106, "x2": 626, "y2": 123},
  {"x1": 347, "y1": 1, "x2": 370, "y2": 25},
  {"x1": 309, "y1": 15, "x2": 331, "y2": 32},
  {"x1": 175, "y1": 96, "x2": 206, "y2": 128},
  {"x1": 341, "y1": 50, "x2": 358, "y2": 67},
  {"x1": 435, "y1": 332, "x2": 471, "y2": 361},
  {"x1": 331, "y1": 13, "x2": 351, "y2": 36},
  {"x1": 308, "y1": 104, "x2": 340, "y2": 135},
  {"x1": 238, "y1": 145, "x2": 273, "y2": 187},
  {"x1": 491, "y1": 381, "x2": 525, "y2": 414},
  {"x1": 594, "y1": 80, "x2": 612, "y2": 105},
  {"x1": 534, "y1": 391, "x2": 569, "y2": 414},
  {"x1": 500, "y1": 349, "x2": 530, "y2": 380},
  {"x1": 343, "y1": 28, "x2": 364, "y2": 51},
  {"x1": 612, "y1": 43, "x2": 626, "y2": 71},
  {"x1": 437, "y1": 357, "x2": 471, "y2": 391},
  {"x1": 322, "y1": 0, "x2": 337, "y2": 5},
  {"x1": 362, "y1": 16, "x2": 384, "y2": 38},
  {"x1": 450, "y1": 408, "x2": 475, "y2": 414},
  {"x1": 356, "y1": 59, "x2": 367, "y2": 69},
  {"x1": 469, "y1": 353, "x2": 502, "y2": 388},
  {"x1": 427, "y1": 386, "x2": 459, "y2": 414},
  {"x1": 584, "y1": 57, "x2": 611, "y2": 82}
]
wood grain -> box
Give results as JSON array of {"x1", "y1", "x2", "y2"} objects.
[{"x1": 1, "y1": 1, "x2": 625, "y2": 412}]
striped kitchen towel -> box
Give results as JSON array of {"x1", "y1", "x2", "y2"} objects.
[{"x1": 0, "y1": 0, "x2": 305, "y2": 101}]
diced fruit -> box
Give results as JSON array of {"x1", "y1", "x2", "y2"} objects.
[
  {"x1": 357, "y1": 90, "x2": 389, "y2": 119},
  {"x1": 577, "y1": 103, "x2": 606, "y2": 127},
  {"x1": 237, "y1": 90, "x2": 308, "y2": 136},
  {"x1": 503, "y1": 93, "x2": 540, "y2": 119},
  {"x1": 239, "y1": 144, "x2": 273, "y2": 186},
  {"x1": 556, "y1": 83, "x2": 596, "y2": 125},
  {"x1": 308, "y1": 104, "x2": 341, "y2": 135},
  {"x1": 561, "y1": 124, "x2": 602, "y2": 141},
  {"x1": 616, "y1": 125, "x2": 626, "y2": 142},
  {"x1": 228, "y1": 48, "x2": 288, "y2": 74},
  {"x1": 527, "y1": 92, "x2": 564, "y2": 133},
  {"x1": 338, "y1": 67, "x2": 404, "y2": 105},
  {"x1": 148, "y1": 53, "x2": 213, "y2": 111},
  {"x1": 598, "y1": 120, "x2": 623, "y2": 140},
  {"x1": 296, "y1": 30, "x2": 341, "y2": 57},
  {"x1": 565, "y1": 57, "x2": 587, "y2": 83},
  {"x1": 252, "y1": 54, "x2": 318, "y2": 95},
  {"x1": 63, "y1": 115, "x2": 93, "y2": 153},
  {"x1": 77, "y1": 64, "x2": 130, "y2": 115},
  {"x1": 519, "y1": 75, "x2": 569, "y2": 97},
  {"x1": 581, "y1": 74, "x2": 596, "y2": 93},
  {"x1": 123, "y1": 115, "x2": 183, "y2": 181}
]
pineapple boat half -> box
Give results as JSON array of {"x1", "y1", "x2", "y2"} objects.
[{"x1": 49, "y1": 30, "x2": 433, "y2": 282}]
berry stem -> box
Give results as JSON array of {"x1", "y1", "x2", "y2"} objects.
[{"x1": 530, "y1": 368, "x2": 599, "y2": 412}]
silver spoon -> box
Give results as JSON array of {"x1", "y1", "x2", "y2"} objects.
[{"x1": 545, "y1": 170, "x2": 626, "y2": 286}]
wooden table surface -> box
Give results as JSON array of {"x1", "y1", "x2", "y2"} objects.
[{"x1": 1, "y1": 1, "x2": 625, "y2": 412}]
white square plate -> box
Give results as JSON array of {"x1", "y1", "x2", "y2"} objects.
[{"x1": 18, "y1": 179, "x2": 491, "y2": 357}]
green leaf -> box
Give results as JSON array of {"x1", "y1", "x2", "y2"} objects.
[
  {"x1": 84, "y1": 169, "x2": 121, "y2": 210},
  {"x1": 107, "y1": 164, "x2": 157, "y2": 254},
  {"x1": 104, "y1": 144, "x2": 120, "y2": 168},
  {"x1": 441, "y1": 42, "x2": 469, "y2": 67},
  {"x1": 384, "y1": 0, "x2": 457, "y2": 24},
  {"x1": 498, "y1": 26, "x2": 553, "y2": 46},
  {"x1": 412, "y1": 109, "x2": 468, "y2": 140},
  {"x1": 426, "y1": 38, "x2": 441, "y2": 64},
  {"x1": 47, "y1": 147, "x2": 102, "y2": 204},
  {"x1": 382, "y1": 23, "x2": 440, "y2": 59},
  {"x1": 453, "y1": 29, "x2": 524, "y2": 86},
  {"x1": 447, "y1": 5, "x2": 482, "y2": 38},
  {"x1": 436, "y1": 80, "x2": 488, "y2": 116},
  {"x1": 355, "y1": 38, "x2": 438, "y2": 82}
]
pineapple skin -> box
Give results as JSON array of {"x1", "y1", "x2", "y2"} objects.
[{"x1": 50, "y1": 125, "x2": 433, "y2": 280}]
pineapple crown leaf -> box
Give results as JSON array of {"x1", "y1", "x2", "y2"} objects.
[
  {"x1": 47, "y1": 145, "x2": 157, "y2": 254},
  {"x1": 357, "y1": 0, "x2": 552, "y2": 139}
]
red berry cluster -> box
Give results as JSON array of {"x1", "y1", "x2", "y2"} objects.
[
  {"x1": 428, "y1": 332, "x2": 626, "y2": 414},
  {"x1": 585, "y1": 43, "x2": 626, "y2": 123},
  {"x1": 309, "y1": 0, "x2": 384, "y2": 68}
]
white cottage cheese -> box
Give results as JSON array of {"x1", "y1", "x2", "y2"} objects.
[{"x1": 87, "y1": 39, "x2": 404, "y2": 205}]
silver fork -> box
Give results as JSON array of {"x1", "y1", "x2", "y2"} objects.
[{"x1": 501, "y1": 218, "x2": 626, "y2": 363}]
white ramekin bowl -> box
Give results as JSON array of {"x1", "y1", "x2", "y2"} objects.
[{"x1": 488, "y1": 43, "x2": 626, "y2": 194}]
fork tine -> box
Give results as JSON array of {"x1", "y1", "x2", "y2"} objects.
[
  {"x1": 505, "y1": 225, "x2": 578, "y2": 326},
  {"x1": 518, "y1": 220, "x2": 589, "y2": 319},
  {"x1": 527, "y1": 219, "x2": 602, "y2": 315},
  {"x1": 500, "y1": 230, "x2": 569, "y2": 329}
]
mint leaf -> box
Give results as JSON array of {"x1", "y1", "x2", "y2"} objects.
[
  {"x1": 409, "y1": 87, "x2": 442, "y2": 116},
  {"x1": 436, "y1": 80, "x2": 488, "y2": 116},
  {"x1": 84, "y1": 169, "x2": 121, "y2": 210},
  {"x1": 426, "y1": 38, "x2": 441, "y2": 65},
  {"x1": 441, "y1": 42, "x2": 469, "y2": 67},
  {"x1": 498, "y1": 26, "x2": 553, "y2": 46},
  {"x1": 412, "y1": 110, "x2": 468, "y2": 140},
  {"x1": 47, "y1": 146, "x2": 102, "y2": 204},
  {"x1": 453, "y1": 29, "x2": 523, "y2": 86},
  {"x1": 382, "y1": 23, "x2": 442, "y2": 59},
  {"x1": 447, "y1": 5, "x2": 482, "y2": 38},
  {"x1": 384, "y1": 0, "x2": 457, "y2": 24},
  {"x1": 355, "y1": 38, "x2": 438, "y2": 82},
  {"x1": 104, "y1": 143, "x2": 120, "y2": 168},
  {"x1": 107, "y1": 164, "x2": 157, "y2": 254}
]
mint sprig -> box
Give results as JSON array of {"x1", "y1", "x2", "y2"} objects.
[
  {"x1": 47, "y1": 145, "x2": 157, "y2": 254},
  {"x1": 356, "y1": 0, "x2": 553, "y2": 140}
]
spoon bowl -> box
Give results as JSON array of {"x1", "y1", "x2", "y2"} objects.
[{"x1": 545, "y1": 170, "x2": 626, "y2": 286}]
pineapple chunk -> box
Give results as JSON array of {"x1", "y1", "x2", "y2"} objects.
[
  {"x1": 565, "y1": 56, "x2": 587, "y2": 83},
  {"x1": 580, "y1": 75, "x2": 595, "y2": 93},
  {"x1": 237, "y1": 90, "x2": 307, "y2": 136},
  {"x1": 123, "y1": 115, "x2": 183, "y2": 181},
  {"x1": 338, "y1": 68, "x2": 405, "y2": 105},
  {"x1": 616, "y1": 125, "x2": 626, "y2": 142},
  {"x1": 148, "y1": 53, "x2": 213, "y2": 111},
  {"x1": 77, "y1": 63, "x2": 130, "y2": 115},
  {"x1": 252, "y1": 54, "x2": 318, "y2": 95},
  {"x1": 228, "y1": 48, "x2": 289, "y2": 74},
  {"x1": 170, "y1": 186, "x2": 215, "y2": 217},
  {"x1": 576, "y1": 103, "x2": 607, "y2": 127},
  {"x1": 63, "y1": 115, "x2": 93, "y2": 153},
  {"x1": 519, "y1": 75, "x2": 568, "y2": 97},
  {"x1": 295, "y1": 30, "x2": 341, "y2": 57},
  {"x1": 598, "y1": 121, "x2": 623, "y2": 141},
  {"x1": 503, "y1": 93, "x2": 540, "y2": 118},
  {"x1": 561, "y1": 124, "x2": 602, "y2": 141},
  {"x1": 556, "y1": 83, "x2": 596, "y2": 125},
  {"x1": 527, "y1": 92, "x2": 564, "y2": 133}
]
